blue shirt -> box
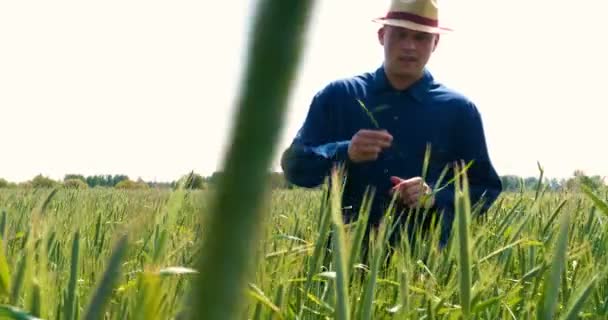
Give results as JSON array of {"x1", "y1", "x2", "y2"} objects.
[{"x1": 281, "y1": 65, "x2": 502, "y2": 244}]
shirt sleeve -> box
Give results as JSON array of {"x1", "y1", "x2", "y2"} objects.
[
  {"x1": 280, "y1": 83, "x2": 351, "y2": 188},
  {"x1": 433, "y1": 101, "x2": 503, "y2": 217}
]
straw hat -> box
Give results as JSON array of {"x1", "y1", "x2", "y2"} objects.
[{"x1": 372, "y1": 0, "x2": 452, "y2": 34}]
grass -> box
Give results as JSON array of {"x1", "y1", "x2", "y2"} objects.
[
  {"x1": 0, "y1": 179, "x2": 606, "y2": 319},
  {"x1": 1, "y1": 0, "x2": 608, "y2": 318}
]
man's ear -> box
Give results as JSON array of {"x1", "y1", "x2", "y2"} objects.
[
  {"x1": 432, "y1": 34, "x2": 440, "y2": 51},
  {"x1": 377, "y1": 26, "x2": 385, "y2": 45}
]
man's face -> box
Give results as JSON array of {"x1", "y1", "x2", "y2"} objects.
[{"x1": 378, "y1": 25, "x2": 439, "y2": 79}]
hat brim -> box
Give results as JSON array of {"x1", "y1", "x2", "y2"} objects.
[{"x1": 372, "y1": 18, "x2": 453, "y2": 34}]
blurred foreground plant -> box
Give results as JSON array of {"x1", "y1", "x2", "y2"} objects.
[{"x1": 187, "y1": 1, "x2": 318, "y2": 319}]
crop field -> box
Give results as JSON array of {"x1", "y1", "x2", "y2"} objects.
[
  {"x1": 2, "y1": 0, "x2": 607, "y2": 319},
  {"x1": 1, "y1": 178, "x2": 608, "y2": 319}
]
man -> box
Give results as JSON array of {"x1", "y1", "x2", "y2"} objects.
[{"x1": 280, "y1": 0, "x2": 502, "y2": 250}]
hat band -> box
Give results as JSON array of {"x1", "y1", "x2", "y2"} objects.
[{"x1": 385, "y1": 11, "x2": 439, "y2": 27}]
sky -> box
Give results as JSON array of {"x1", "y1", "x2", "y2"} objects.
[{"x1": 1, "y1": 0, "x2": 607, "y2": 183}]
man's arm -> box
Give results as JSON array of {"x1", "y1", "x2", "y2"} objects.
[
  {"x1": 280, "y1": 84, "x2": 351, "y2": 188},
  {"x1": 433, "y1": 102, "x2": 503, "y2": 216}
]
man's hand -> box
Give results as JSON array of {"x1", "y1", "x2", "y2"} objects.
[
  {"x1": 348, "y1": 129, "x2": 393, "y2": 163},
  {"x1": 390, "y1": 176, "x2": 435, "y2": 209}
]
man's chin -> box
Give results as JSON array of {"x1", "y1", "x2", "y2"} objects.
[{"x1": 393, "y1": 69, "x2": 421, "y2": 79}]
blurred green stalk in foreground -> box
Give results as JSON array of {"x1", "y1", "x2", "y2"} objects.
[{"x1": 188, "y1": 1, "x2": 318, "y2": 319}]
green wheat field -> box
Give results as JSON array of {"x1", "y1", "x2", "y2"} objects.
[
  {"x1": 1, "y1": 175, "x2": 608, "y2": 319},
  {"x1": 2, "y1": 1, "x2": 608, "y2": 319}
]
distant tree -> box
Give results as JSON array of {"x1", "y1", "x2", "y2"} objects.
[
  {"x1": 83, "y1": 174, "x2": 129, "y2": 187},
  {"x1": 500, "y1": 175, "x2": 568, "y2": 192},
  {"x1": 500, "y1": 175, "x2": 521, "y2": 192},
  {"x1": 176, "y1": 172, "x2": 206, "y2": 190},
  {"x1": 115, "y1": 179, "x2": 149, "y2": 190},
  {"x1": 0, "y1": 178, "x2": 8, "y2": 188},
  {"x1": 85, "y1": 175, "x2": 101, "y2": 187},
  {"x1": 565, "y1": 170, "x2": 604, "y2": 191},
  {"x1": 186, "y1": 173, "x2": 206, "y2": 189},
  {"x1": 64, "y1": 174, "x2": 86, "y2": 182},
  {"x1": 31, "y1": 174, "x2": 58, "y2": 188},
  {"x1": 111, "y1": 175, "x2": 129, "y2": 186},
  {"x1": 63, "y1": 178, "x2": 89, "y2": 189},
  {"x1": 547, "y1": 178, "x2": 561, "y2": 191},
  {"x1": 522, "y1": 177, "x2": 539, "y2": 191},
  {"x1": 146, "y1": 181, "x2": 175, "y2": 189}
]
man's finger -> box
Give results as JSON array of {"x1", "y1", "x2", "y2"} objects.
[
  {"x1": 407, "y1": 191, "x2": 421, "y2": 203},
  {"x1": 400, "y1": 177, "x2": 424, "y2": 190},
  {"x1": 405, "y1": 197, "x2": 418, "y2": 208},
  {"x1": 360, "y1": 151, "x2": 380, "y2": 160},
  {"x1": 390, "y1": 177, "x2": 414, "y2": 197},
  {"x1": 390, "y1": 176, "x2": 404, "y2": 186},
  {"x1": 358, "y1": 130, "x2": 393, "y2": 142},
  {"x1": 357, "y1": 145, "x2": 383, "y2": 154},
  {"x1": 406, "y1": 182, "x2": 428, "y2": 195},
  {"x1": 391, "y1": 181, "x2": 407, "y2": 194},
  {"x1": 356, "y1": 136, "x2": 392, "y2": 149}
]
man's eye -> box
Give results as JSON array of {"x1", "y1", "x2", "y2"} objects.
[
  {"x1": 415, "y1": 34, "x2": 431, "y2": 41},
  {"x1": 397, "y1": 32, "x2": 409, "y2": 40}
]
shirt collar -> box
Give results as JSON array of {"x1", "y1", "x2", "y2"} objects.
[{"x1": 371, "y1": 64, "x2": 434, "y2": 102}]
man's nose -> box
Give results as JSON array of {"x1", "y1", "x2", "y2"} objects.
[{"x1": 401, "y1": 38, "x2": 416, "y2": 50}]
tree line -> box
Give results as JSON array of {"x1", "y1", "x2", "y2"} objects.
[
  {"x1": 0, "y1": 170, "x2": 604, "y2": 192},
  {"x1": 501, "y1": 170, "x2": 605, "y2": 192},
  {"x1": 0, "y1": 172, "x2": 291, "y2": 190}
]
